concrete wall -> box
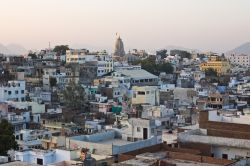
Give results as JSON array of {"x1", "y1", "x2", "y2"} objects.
[
  {"x1": 132, "y1": 86, "x2": 159, "y2": 106},
  {"x1": 15, "y1": 150, "x2": 56, "y2": 166},
  {"x1": 212, "y1": 146, "x2": 250, "y2": 160},
  {"x1": 70, "y1": 130, "x2": 115, "y2": 142},
  {"x1": 113, "y1": 137, "x2": 157, "y2": 155},
  {"x1": 8, "y1": 101, "x2": 45, "y2": 114},
  {"x1": 208, "y1": 110, "x2": 250, "y2": 125},
  {"x1": 66, "y1": 139, "x2": 113, "y2": 155},
  {"x1": 54, "y1": 149, "x2": 71, "y2": 163},
  {"x1": 178, "y1": 129, "x2": 250, "y2": 150}
]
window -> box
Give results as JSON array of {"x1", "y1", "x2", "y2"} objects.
[
  {"x1": 15, "y1": 90, "x2": 18, "y2": 94},
  {"x1": 222, "y1": 154, "x2": 228, "y2": 159},
  {"x1": 151, "y1": 128, "x2": 154, "y2": 134},
  {"x1": 37, "y1": 158, "x2": 43, "y2": 165},
  {"x1": 134, "y1": 138, "x2": 138, "y2": 142},
  {"x1": 146, "y1": 91, "x2": 150, "y2": 94},
  {"x1": 21, "y1": 90, "x2": 24, "y2": 94},
  {"x1": 137, "y1": 127, "x2": 141, "y2": 132},
  {"x1": 8, "y1": 91, "x2": 11, "y2": 95},
  {"x1": 138, "y1": 91, "x2": 145, "y2": 95}
]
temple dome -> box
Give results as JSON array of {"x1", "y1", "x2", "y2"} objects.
[{"x1": 113, "y1": 35, "x2": 125, "y2": 57}]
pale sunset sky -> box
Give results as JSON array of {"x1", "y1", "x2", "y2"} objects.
[{"x1": 0, "y1": 0, "x2": 250, "y2": 52}]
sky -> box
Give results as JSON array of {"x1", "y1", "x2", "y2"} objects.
[{"x1": 0, "y1": 0, "x2": 250, "y2": 53}]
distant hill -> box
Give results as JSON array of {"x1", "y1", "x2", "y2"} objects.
[
  {"x1": 0, "y1": 43, "x2": 27, "y2": 55},
  {"x1": 227, "y1": 42, "x2": 250, "y2": 55},
  {"x1": 0, "y1": 43, "x2": 11, "y2": 54},
  {"x1": 6, "y1": 44, "x2": 27, "y2": 55}
]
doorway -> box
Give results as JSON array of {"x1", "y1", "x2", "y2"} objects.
[{"x1": 143, "y1": 128, "x2": 148, "y2": 139}]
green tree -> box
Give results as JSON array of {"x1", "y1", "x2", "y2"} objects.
[
  {"x1": 205, "y1": 68, "x2": 218, "y2": 77},
  {"x1": 63, "y1": 81, "x2": 87, "y2": 110},
  {"x1": 0, "y1": 119, "x2": 18, "y2": 155},
  {"x1": 170, "y1": 49, "x2": 191, "y2": 59},
  {"x1": 157, "y1": 62, "x2": 173, "y2": 74},
  {"x1": 28, "y1": 52, "x2": 37, "y2": 59},
  {"x1": 156, "y1": 49, "x2": 167, "y2": 59},
  {"x1": 53, "y1": 45, "x2": 70, "y2": 55},
  {"x1": 205, "y1": 68, "x2": 218, "y2": 84},
  {"x1": 49, "y1": 77, "x2": 57, "y2": 87},
  {"x1": 133, "y1": 57, "x2": 173, "y2": 75}
]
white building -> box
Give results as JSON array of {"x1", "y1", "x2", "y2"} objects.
[
  {"x1": 0, "y1": 80, "x2": 26, "y2": 102},
  {"x1": 228, "y1": 54, "x2": 250, "y2": 67},
  {"x1": 113, "y1": 69, "x2": 158, "y2": 86},
  {"x1": 66, "y1": 49, "x2": 92, "y2": 63},
  {"x1": 15, "y1": 149, "x2": 56, "y2": 165},
  {"x1": 7, "y1": 112, "x2": 29, "y2": 132},
  {"x1": 15, "y1": 129, "x2": 52, "y2": 150},
  {"x1": 97, "y1": 56, "x2": 113, "y2": 77},
  {"x1": 66, "y1": 49, "x2": 113, "y2": 76},
  {"x1": 178, "y1": 110, "x2": 250, "y2": 160},
  {"x1": 120, "y1": 118, "x2": 162, "y2": 143}
]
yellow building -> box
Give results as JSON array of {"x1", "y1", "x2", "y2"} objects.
[
  {"x1": 200, "y1": 55, "x2": 230, "y2": 75},
  {"x1": 132, "y1": 86, "x2": 159, "y2": 106}
]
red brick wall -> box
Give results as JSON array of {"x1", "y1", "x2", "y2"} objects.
[
  {"x1": 206, "y1": 121, "x2": 250, "y2": 133},
  {"x1": 118, "y1": 154, "x2": 135, "y2": 162},
  {"x1": 207, "y1": 128, "x2": 250, "y2": 139},
  {"x1": 152, "y1": 160, "x2": 176, "y2": 166},
  {"x1": 199, "y1": 110, "x2": 250, "y2": 139},
  {"x1": 166, "y1": 151, "x2": 236, "y2": 165},
  {"x1": 202, "y1": 156, "x2": 236, "y2": 165},
  {"x1": 123, "y1": 144, "x2": 201, "y2": 156},
  {"x1": 179, "y1": 142, "x2": 211, "y2": 156},
  {"x1": 199, "y1": 111, "x2": 208, "y2": 128},
  {"x1": 167, "y1": 152, "x2": 202, "y2": 162}
]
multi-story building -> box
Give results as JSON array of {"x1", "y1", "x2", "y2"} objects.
[
  {"x1": 97, "y1": 56, "x2": 113, "y2": 77},
  {"x1": 66, "y1": 49, "x2": 113, "y2": 77},
  {"x1": 132, "y1": 86, "x2": 159, "y2": 106},
  {"x1": 120, "y1": 118, "x2": 162, "y2": 143},
  {"x1": 178, "y1": 110, "x2": 250, "y2": 160},
  {"x1": 66, "y1": 49, "x2": 91, "y2": 63},
  {"x1": 6, "y1": 112, "x2": 29, "y2": 132},
  {"x1": 113, "y1": 69, "x2": 159, "y2": 86},
  {"x1": 228, "y1": 54, "x2": 250, "y2": 67},
  {"x1": 207, "y1": 92, "x2": 229, "y2": 109},
  {"x1": 200, "y1": 55, "x2": 230, "y2": 75},
  {"x1": 15, "y1": 129, "x2": 52, "y2": 150},
  {"x1": 0, "y1": 80, "x2": 26, "y2": 102}
]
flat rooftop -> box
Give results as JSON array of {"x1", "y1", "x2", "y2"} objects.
[
  {"x1": 162, "y1": 158, "x2": 220, "y2": 166},
  {"x1": 1, "y1": 161, "x2": 39, "y2": 166}
]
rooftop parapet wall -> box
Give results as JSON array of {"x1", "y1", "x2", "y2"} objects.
[
  {"x1": 69, "y1": 130, "x2": 116, "y2": 142},
  {"x1": 178, "y1": 129, "x2": 250, "y2": 149},
  {"x1": 112, "y1": 137, "x2": 157, "y2": 155}
]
